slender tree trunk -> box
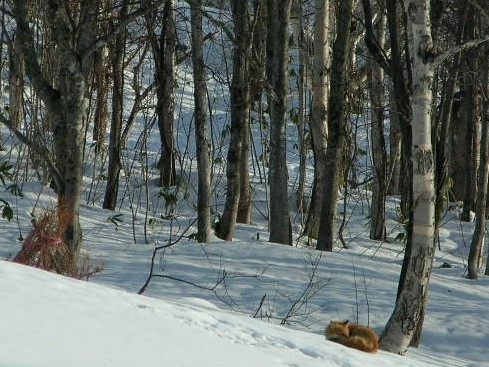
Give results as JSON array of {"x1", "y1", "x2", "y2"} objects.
[
  {"x1": 459, "y1": 8, "x2": 480, "y2": 219},
  {"x1": 303, "y1": 0, "x2": 330, "y2": 238},
  {"x1": 8, "y1": 31, "x2": 24, "y2": 129},
  {"x1": 295, "y1": 0, "x2": 308, "y2": 218},
  {"x1": 266, "y1": 0, "x2": 293, "y2": 245},
  {"x1": 316, "y1": 0, "x2": 353, "y2": 251},
  {"x1": 155, "y1": 0, "x2": 177, "y2": 188},
  {"x1": 368, "y1": 5, "x2": 387, "y2": 241},
  {"x1": 103, "y1": 4, "x2": 128, "y2": 210},
  {"x1": 92, "y1": 0, "x2": 110, "y2": 154},
  {"x1": 237, "y1": 121, "x2": 252, "y2": 224},
  {"x1": 468, "y1": 55, "x2": 489, "y2": 280},
  {"x1": 387, "y1": 84, "x2": 401, "y2": 195},
  {"x1": 217, "y1": 0, "x2": 251, "y2": 240},
  {"x1": 190, "y1": 0, "x2": 212, "y2": 242},
  {"x1": 381, "y1": 0, "x2": 436, "y2": 353}
]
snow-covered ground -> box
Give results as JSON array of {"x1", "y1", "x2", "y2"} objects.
[
  {"x1": 1, "y1": 3, "x2": 488, "y2": 365},
  {"x1": 0, "y1": 183, "x2": 488, "y2": 367}
]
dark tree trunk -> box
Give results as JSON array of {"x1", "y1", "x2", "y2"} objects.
[
  {"x1": 317, "y1": 0, "x2": 354, "y2": 251},
  {"x1": 155, "y1": 0, "x2": 177, "y2": 188},
  {"x1": 103, "y1": 4, "x2": 128, "y2": 210},
  {"x1": 266, "y1": 0, "x2": 293, "y2": 245},
  {"x1": 218, "y1": 0, "x2": 251, "y2": 240},
  {"x1": 190, "y1": 0, "x2": 212, "y2": 242}
]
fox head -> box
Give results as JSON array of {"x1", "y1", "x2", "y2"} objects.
[{"x1": 326, "y1": 320, "x2": 351, "y2": 339}]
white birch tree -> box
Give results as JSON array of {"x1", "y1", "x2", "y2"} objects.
[
  {"x1": 381, "y1": 0, "x2": 436, "y2": 353},
  {"x1": 303, "y1": 0, "x2": 331, "y2": 238}
]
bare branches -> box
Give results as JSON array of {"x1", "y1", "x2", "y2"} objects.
[
  {"x1": 0, "y1": 112, "x2": 62, "y2": 190},
  {"x1": 185, "y1": 0, "x2": 234, "y2": 43},
  {"x1": 468, "y1": 0, "x2": 489, "y2": 21},
  {"x1": 433, "y1": 35, "x2": 489, "y2": 68}
]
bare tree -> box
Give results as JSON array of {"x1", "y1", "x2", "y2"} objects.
[
  {"x1": 148, "y1": 0, "x2": 178, "y2": 188},
  {"x1": 103, "y1": 1, "x2": 130, "y2": 210},
  {"x1": 367, "y1": 2, "x2": 387, "y2": 241},
  {"x1": 217, "y1": 0, "x2": 252, "y2": 240},
  {"x1": 6, "y1": 0, "x2": 102, "y2": 263},
  {"x1": 468, "y1": 46, "x2": 489, "y2": 280},
  {"x1": 381, "y1": 0, "x2": 436, "y2": 353},
  {"x1": 266, "y1": 0, "x2": 293, "y2": 245},
  {"x1": 317, "y1": 0, "x2": 354, "y2": 251},
  {"x1": 190, "y1": 0, "x2": 212, "y2": 242},
  {"x1": 303, "y1": 0, "x2": 331, "y2": 238}
]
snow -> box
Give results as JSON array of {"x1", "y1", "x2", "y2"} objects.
[
  {"x1": 1, "y1": 3, "x2": 489, "y2": 366},
  {"x1": 1, "y1": 192, "x2": 488, "y2": 366},
  {"x1": 0, "y1": 258, "x2": 456, "y2": 367}
]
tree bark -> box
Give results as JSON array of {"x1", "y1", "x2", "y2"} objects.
[
  {"x1": 7, "y1": 31, "x2": 25, "y2": 129},
  {"x1": 266, "y1": 0, "x2": 293, "y2": 245},
  {"x1": 155, "y1": 0, "x2": 177, "y2": 188},
  {"x1": 103, "y1": 2, "x2": 128, "y2": 210},
  {"x1": 381, "y1": 0, "x2": 436, "y2": 354},
  {"x1": 316, "y1": 0, "x2": 354, "y2": 251},
  {"x1": 303, "y1": 0, "x2": 330, "y2": 238},
  {"x1": 368, "y1": 4, "x2": 387, "y2": 241},
  {"x1": 190, "y1": 0, "x2": 212, "y2": 243},
  {"x1": 218, "y1": 0, "x2": 251, "y2": 240},
  {"x1": 468, "y1": 49, "x2": 488, "y2": 280}
]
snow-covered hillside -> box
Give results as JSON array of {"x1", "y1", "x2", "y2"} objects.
[{"x1": 0, "y1": 184, "x2": 488, "y2": 367}]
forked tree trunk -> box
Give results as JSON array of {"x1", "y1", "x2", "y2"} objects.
[
  {"x1": 381, "y1": 0, "x2": 436, "y2": 354},
  {"x1": 218, "y1": 0, "x2": 251, "y2": 240},
  {"x1": 12, "y1": 0, "x2": 99, "y2": 263}
]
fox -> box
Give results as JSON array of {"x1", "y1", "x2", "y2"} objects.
[{"x1": 325, "y1": 320, "x2": 379, "y2": 353}]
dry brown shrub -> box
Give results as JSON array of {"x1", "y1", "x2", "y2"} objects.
[
  {"x1": 14, "y1": 209, "x2": 74, "y2": 274},
  {"x1": 14, "y1": 207, "x2": 104, "y2": 279}
]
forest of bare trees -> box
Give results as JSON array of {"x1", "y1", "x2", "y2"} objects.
[{"x1": 1, "y1": 0, "x2": 489, "y2": 355}]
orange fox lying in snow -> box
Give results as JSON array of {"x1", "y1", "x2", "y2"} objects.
[{"x1": 325, "y1": 320, "x2": 379, "y2": 353}]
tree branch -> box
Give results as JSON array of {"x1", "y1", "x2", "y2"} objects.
[
  {"x1": 360, "y1": 0, "x2": 392, "y2": 78},
  {"x1": 185, "y1": 0, "x2": 235, "y2": 43},
  {"x1": 82, "y1": 1, "x2": 160, "y2": 64},
  {"x1": 468, "y1": 0, "x2": 489, "y2": 21},
  {"x1": 433, "y1": 35, "x2": 489, "y2": 67},
  {"x1": 0, "y1": 112, "x2": 63, "y2": 189},
  {"x1": 12, "y1": 0, "x2": 61, "y2": 112}
]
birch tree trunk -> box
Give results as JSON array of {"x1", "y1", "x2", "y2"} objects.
[
  {"x1": 11, "y1": 0, "x2": 100, "y2": 263},
  {"x1": 190, "y1": 0, "x2": 212, "y2": 242},
  {"x1": 303, "y1": 0, "x2": 330, "y2": 238},
  {"x1": 381, "y1": 0, "x2": 436, "y2": 354},
  {"x1": 468, "y1": 57, "x2": 489, "y2": 280},
  {"x1": 316, "y1": 0, "x2": 354, "y2": 251},
  {"x1": 266, "y1": 0, "x2": 293, "y2": 245}
]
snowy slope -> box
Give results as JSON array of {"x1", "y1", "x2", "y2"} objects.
[{"x1": 0, "y1": 259, "x2": 457, "y2": 367}]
